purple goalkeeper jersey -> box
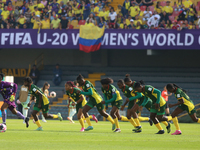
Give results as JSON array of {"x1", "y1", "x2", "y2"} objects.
[{"x1": 0, "y1": 81, "x2": 17, "y2": 100}]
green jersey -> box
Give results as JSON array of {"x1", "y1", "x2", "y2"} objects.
[
  {"x1": 120, "y1": 85, "x2": 136, "y2": 98},
  {"x1": 66, "y1": 87, "x2": 87, "y2": 105},
  {"x1": 174, "y1": 88, "x2": 195, "y2": 112},
  {"x1": 82, "y1": 80, "x2": 102, "y2": 104},
  {"x1": 101, "y1": 84, "x2": 122, "y2": 102},
  {"x1": 29, "y1": 84, "x2": 49, "y2": 105},
  {"x1": 142, "y1": 85, "x2": 166, "y2": 107}
]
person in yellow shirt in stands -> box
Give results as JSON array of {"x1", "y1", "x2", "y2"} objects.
[
  {"x1": 29, "y1": 2, "x2": 37, "y2": 13},
  {"x1": 72, "y1": 1, "x2": 79, "y2": 12},
  {"x1": 129, "y1": 2, "x2": 140, "y2": 19},
  {"x1": 98, "y1": 7, "x2": 109, "y2": 21},
  {"x1": 183, "y1": 0, "x2": 193, "y2": 9},
  {"x1": 1, "y1": 6, "x2": 9, "y2": 20},
  {"x1": 41, "y1": 15, "x2": 50, "y2": 29},
  {"x1": 86, "y1": 18, "x2": 95, "y2": 27},
  {"x1": 33, "y1": 6, "x2": 40, "y2": 16},
  {"x1": 0, "y1": 0, "x2": 5, "y2": 11},
  {"x1": 37, "y1": 0, "x2": 45, "y2": 11},
  {"x1": 31, "y1": 15, "x2": 42, "y2": 29},
  {"x1": 51, "y1": 14, "x2": 61, "y2": 29},
  {"x1": 73, "y1": 4, "x2": 83, "y2": 21},
  {"x1": 119, "y1": 19, "x2": 126, "y2": 29},
  {"x1": 17, "y1": 14, "x2": 27, "y2": 28},
  {"x1": 155, "y1": 2, "x2": 162, "y2": 15},
  {"x1": 133, "y1": 15, "x2": 142, "y2": 26},
  {"x1": 123, "y1": 0, "x2": 131, "y2": 16},
  {"x1": 162, "y1": 1, "x2": 173, "y2": 16},
  {"x1": 187, "y1": 4, "x2": 195, "y2": 23},
  {"x1": 126, "y1": 15, "x2": 132, "y2": 26}
]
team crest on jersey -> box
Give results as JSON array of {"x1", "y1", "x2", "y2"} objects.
[
  {"x1": 43, "y1": 109, "x2": 45, "y2": 111},
  {"x1": 74, "y1": 93, "x2": 76, "y2": 96},
  {"x1": 125, "y1": 91, "x2": 127, "y2": 94},
  {"x1": 116, "y1": 103, "x2": 118, "y2": 105}
]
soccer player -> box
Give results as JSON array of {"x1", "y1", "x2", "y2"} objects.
[
  {"x1": 76, "y1": 74, "x2": 115, "y2": 131},
  {"x1": 161, "y1": 86, "x2": 172, "y2": 116},
  {"x1": 117, "y1": 79, "x2": 153, "y2": 133},
  {"x1": 166, "y1": 83, "x2": 200, "y2": 135},
  {"x1": 134, "y1": 81, "x2": 172, "y2": 134},
  {"x1": 65, "y1": 81, "x2": 98, "y2": 132},
  {"x1": 0, "y1": 73, "x2": 29, "y2": 128},
  {"x1": 23, "y1": 77, "x2": 62, "y2": 131},
  {"x1": 101, "y1": 78, "x2": 136, "y2": 132}
]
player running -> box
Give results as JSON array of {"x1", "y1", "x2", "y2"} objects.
[
  {"x1": 101, "y1": 78, "x2": 136, "y2": 133},
  {"x1": 166, "y1": 83, "x2": 200, "y2": 135},
  {"x1": 134, "y1": 81, "x2": 172, "y2": 134},
  {"x1": 0, "y1": 73, "x2": 29, "y2": 128},
  {"x1": 65, "y1": 81, "x2": 98, "y2": 132},
  {"x1": 76, "y1": 74, "x2": 115, "y2": 131},
  {"x1": 23, "y1": 77, "x2": 62, "y2": 131},
  {"x1": 117, "y1": 79, "x2": 153, "y2": 133}
]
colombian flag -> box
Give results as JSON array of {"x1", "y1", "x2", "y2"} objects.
[{"x1": 79, "y1": 24, "x2": 105, "y2": 53}]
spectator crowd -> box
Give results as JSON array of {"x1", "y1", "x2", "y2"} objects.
[{"x1": 0, "y1": 0, "x2": 200, "y2": 30}]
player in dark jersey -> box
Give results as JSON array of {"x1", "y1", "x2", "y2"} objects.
[
  {"x1": 101, "y1": 78, "x2": 137, "y2": 132},
  {"x1": 24, "y1": 77, "x2": 62, "y2": 131},
  {"x1": 0, "y1": 73, "x2": 29, "y2": 129},
  {"x1": 117, "y1": 79, "x2": 153, "y2": 132},
  {"x1": 65, "y1": 81, "x2": 98, "y2": 132},
  {"x1": 134, "y1": 81, "x2": 172, "y2": 134},
  {"x1": 166, "y1": 83, "x2": 200, "y2": 135},
  {"x1": 76, "y1": 74, "x2": 115, "y2": 131}
]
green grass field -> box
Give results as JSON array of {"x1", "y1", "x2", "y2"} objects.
[{"x1": 1, "y1": 119, "x2": 200, "y2": 150}]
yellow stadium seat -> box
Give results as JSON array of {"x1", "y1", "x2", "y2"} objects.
[
  {"x1": 70, "y1": 20, "x2": 78, "y2": 27},
  {"x1": 73, "y1": 25, "x2": 80, "y2": 29}
]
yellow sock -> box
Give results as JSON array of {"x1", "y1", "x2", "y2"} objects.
[
  {"x1": 121, "y1": 116, "x2": 129, "y2": 121},
  {"x1": 82, "y1": 116, "x2": 85, "y2": 120},
  {"x1": 172, "y1": 117, "x2": 180, "y2": 130},
  {"x1": 106, "y1": 115, "x2": 115, "y2": 124},
  {"x1": 134, "y1": 118, "x2": 141, "y2": 127},
  {"x1": 35, "y1": 120, "x2": 42, "y2": 128},
  {"x1": 79, "y1": 118, "x2": 85, "y2": 128},
  {"x1": 128, "y1": 118, "x2": 137, "y2": 127},
  {"x1": 138, "y1": 117, "x2": 149, "y2": 122},
  {"x1": 138, "y1": 112, "x2": 141, "y2": 116},
  {"x1": 155, "y1": 123, "x2": 163, "y2": 130},
  {"x1": 162, "y1": 121, "x2": 168, "y2": 127},
  {"x1": 52, "y1": 115, "x2": 58, "y2": 119},
  {"x1": 85, "y1": 117, "x2": 92, "y2": 126},
  {"x1": 198, "y1": 119, "x2": 200, "y2": 123},
  {"x1": 167, "y1": 116, "x2": 172, "y2": 121},
  {"x1": 114, "y1": 118, "x2": 120, "y2": 129},
  {"x1": 89, "y1": 115, "x2": 93, "y2": 119}
]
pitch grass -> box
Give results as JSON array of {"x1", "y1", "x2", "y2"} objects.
[{"x1": 1, "y1": 119, "x2": 200, "y2": 150}]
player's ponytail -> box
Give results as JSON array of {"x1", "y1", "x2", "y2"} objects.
[
  {"x1": 138, "y1": 80, "x2": 145, "y2": 85},
  {"x1": 173, "y1": 83, "x2": 187, "y2": 93},
  {"x1": 42, "y1": 82, "x2": 49, "y2": 93},
  {"x1": 100, "y1": 78, "x2": 113, "y2": 85},
  {"x1": 76, "y1": 74, "x2": 84, "y2": 81},
  {"x1": 124, "y1": 74, "x2": 131, "y2": 83}
]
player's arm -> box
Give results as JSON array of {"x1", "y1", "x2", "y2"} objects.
[
  {"x1": 121, "y1": 98, "x2": 129, "y2": 110},
  {"x1": 80, "y1": 88, "x2": 93, "y2": 96},
  {"x1": 141, "y1": 96, "x2": 149, "y2": 107},
  {"x1": 153, "y1": 88, "x2": 161, "y2": 109},
  {"x1": 105, "y1": 92, "x2": 117, "y2": 104},
  {"x1": 75, "y1": 95, "x2": 84, "y2": 104},
  {"x1": 128, "y1": 92, "x2": 142, "y2": 101},
  {"x1": 169, "y1": 98, "x2": 184, "y2": 108}
]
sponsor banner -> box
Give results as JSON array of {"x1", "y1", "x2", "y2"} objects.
[{"x1": 0, "y1": 29, "x2": 200, "y2": 49}]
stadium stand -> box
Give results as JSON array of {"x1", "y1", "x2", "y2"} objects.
[{"x1": 0, "y1": 0, "x2": 200, "y2": 29}]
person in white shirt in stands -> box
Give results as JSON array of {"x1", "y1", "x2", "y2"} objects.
[
  {"x1": 143, "y1": 7, "x2": 152, "y2": 21},
  {"x1": 147, "y1": 14, "x2": 160, "y2": 28},
  {"x1": 108, "y1": 7, "x2": 117, "y2": 28}
]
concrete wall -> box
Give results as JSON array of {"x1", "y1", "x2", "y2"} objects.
[{"x1": 0, "y1": 48, "x2": 200, "y2": 68}]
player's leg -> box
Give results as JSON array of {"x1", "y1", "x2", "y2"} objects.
[
  {"x1": 77, "y1": 108, "x2": 85, "y2": 132},
  {"x1": 82, "y1": 104, "x2": 93, "y2": 131},
  {"x1": 32, "y1": 109, "x2": 43, "y2": 131},
  {"x1": 41, "y1": 110, "x2": 47, "y2": 123},
  {"x1": 131, "y1": 104, "x2": 142, "y2": 131},
  {"x1": 111, "y1": 106, "x2": 121, "y2": 132},
  {"x1": 97, "y1": 103, "x2": 115, "y2": 131},
  {"x1": 67, "y1": 108, "x2": 76, "y2": 123},
  {"x1": 171, "y1": 107, "x2": 183, "y2": 135},
  {"x1": 42, "y1": 104, "x2": 63, "y2": 121},
  {"x1": 1, "y1": 102, "x2": 8, "y2": 124},
  {"x1": 165, "y1": 102, "x2": 170, "y2": 116},
  {"x1": 150, "y1": 112, "x2": 164, "y2": 134},
  {"x1": 190, "y1": 113, "x2": 200, "y2": 123},
  {"x1": 126, "y1": 109, "x2": 137, "y2": 128}
]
